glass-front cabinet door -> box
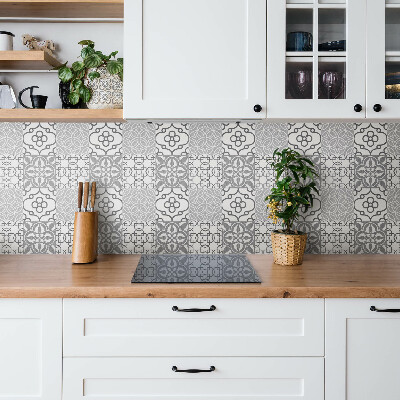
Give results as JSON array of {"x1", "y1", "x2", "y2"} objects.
[
  {"x1": 367, "y1": 0, "x2": 400, "y2": 118},
  {"x1": 267, "y1": 0, "x2": 366, "y2": 118}
]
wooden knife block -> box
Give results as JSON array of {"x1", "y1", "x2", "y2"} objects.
[{"x1": 72, "y1": 211, "x2": 98, "y2": 264}]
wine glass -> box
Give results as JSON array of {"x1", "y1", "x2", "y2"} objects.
[
  {"x1": 287, "y1": 70, "x2": 313, "y2": 99},
  {"x1": 319, "y1": 71, "x2": 345, "y2": 99}
]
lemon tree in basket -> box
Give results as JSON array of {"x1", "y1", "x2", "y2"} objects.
[{"x1": 266, "y1": 148, "x2": 319, "y2": 266}]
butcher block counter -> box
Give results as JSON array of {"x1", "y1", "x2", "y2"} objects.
[{"x1": 0, "y1": 254, "x2": 400, "y2": 298}]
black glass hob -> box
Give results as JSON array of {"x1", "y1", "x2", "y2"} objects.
[{"x1": 131, "y1": 254, "x2": 261, "y2": 284}]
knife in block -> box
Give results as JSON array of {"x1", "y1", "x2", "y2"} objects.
[
  {"x1": 83, "y1": 181, "x2": 89, "y2": 212},
  {"x1": 90, "y1": 181, "x2": 96, "y2": 212},
  {"x1": 77, "y1": 182, "x2": 83, "y2": 212}
]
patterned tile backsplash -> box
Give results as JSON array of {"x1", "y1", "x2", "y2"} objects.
[{"x1": 0, "y1": 121, "x2": 399, "y2": 255}]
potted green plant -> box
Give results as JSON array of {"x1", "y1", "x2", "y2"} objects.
[
  {"x1": 56, "y1": 40, "x2": 123, "y2": 109},
  {"x1": 266, "y1": 148, "x2": 319, "y2": 266}
]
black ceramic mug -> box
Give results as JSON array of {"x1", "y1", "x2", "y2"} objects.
[{"x1": 287, "y1": 31, "x2": 313, "y2": 52}]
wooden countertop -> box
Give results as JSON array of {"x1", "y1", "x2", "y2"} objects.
[{"x1": 0, "y1": 254, "x2": 399, "y2": 298}]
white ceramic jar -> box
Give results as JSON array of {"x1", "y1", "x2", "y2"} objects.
[{"x1": 0, "y1": 32, "x2": 14, "y2": 51}]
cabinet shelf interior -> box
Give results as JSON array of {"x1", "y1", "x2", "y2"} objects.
[{"x1": 386, "y1": 7, "x2": 400, "y2": 51}]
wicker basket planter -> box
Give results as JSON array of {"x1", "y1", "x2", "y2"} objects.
[{"x1": 271, "y1": 230, "x2": 307, "y2": 266}]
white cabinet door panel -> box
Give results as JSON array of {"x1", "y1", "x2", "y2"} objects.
[
  {"x1": 0, "y1": 299, "x2": 62, "y2": 400},
  {"x1": 63, "y1": 357, "x2": 324, "y2": 400},
  {"x1": 124, "y1": 0, "x2": 266, "y2": 119},
  {"x1": 326, "y1": 299, "x2": 400, "y2": 400},
  {"x1": 64, "y1": 298, "x2": 324, "y2": 356}
]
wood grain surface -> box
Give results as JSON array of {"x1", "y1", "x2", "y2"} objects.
[
  {"x1": 0, "y1": 1, "x2": 124, "y2": 19},
  {"x1": 0, "y1": 254, "x2": 399, "y2": 298},
  {"x1": 0, "y1": 109, "x2": 124, "y2": 122},
  {"x1": 0, "y1": 50, "x2": 61, "y2": 70},
  {"x1": 71, "y1": 212, "x2": 98, "y2": 264}
]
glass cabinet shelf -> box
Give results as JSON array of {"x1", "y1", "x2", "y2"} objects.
[{"x1": 286, "y1": 52, "x2": 347, "y2": 56}]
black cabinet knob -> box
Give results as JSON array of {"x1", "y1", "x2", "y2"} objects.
[
  {"x1": 354, "y1": 104, "x2": 362, "y2": 112},
  {"x1": 254, "y1": 104, "x2": 262, "y2": 113},
  {"x1": 373, "y1": 104, "x2": 382, "y2": 112}
]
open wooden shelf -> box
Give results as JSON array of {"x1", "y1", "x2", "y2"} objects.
[
  {"x1": 0, "y1": 109, "x2": 124, "y2": 122},
  {"x1": 0, "y1": 51, "x2": 62, "y2": 70},
  {"x1": 0, "y1": 0, "x2": 123, "y2": 19}
]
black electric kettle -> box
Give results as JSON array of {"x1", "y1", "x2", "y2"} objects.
[{"x1": 18, "y1": 86, "x2": 47, "y2": 109}]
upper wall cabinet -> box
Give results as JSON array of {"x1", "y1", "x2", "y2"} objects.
[
  {"x1": 124, "y1": 0, "x2": 266, "y2": 119},
  {"x1": 267, "y1": 0, "x2": 366, "y2": 119},
  {"x1": 367, "y1": 0, "x2": 400, "y2": 118}
]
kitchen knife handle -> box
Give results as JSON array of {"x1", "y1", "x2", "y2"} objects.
[
  {"x1": 91, "y1": 181, "x2": 96, "y2": 210},
  {"x1": 77, "y1": 182, "x2": 83, "y2": 210},
  {"x1": 172, "y1": 366, "x2": 215, "y2": 373},
  {"x1": 83, "y1": 182, "x2": 89, "y2": 210},
  {"x1": 172, "y1": 305, "x2": 216, "y2": 312},
  {"x1": 370, "y1": 306, "x2": 400, "y2": 313}
]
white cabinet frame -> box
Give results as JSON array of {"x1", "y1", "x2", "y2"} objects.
[
  {"x1": 366, "y1": 0, "x2": 400, "y2": 118},
  {"x1": 267, "y1": 0, "x2": 366, "y2": 119},
  {"x1": 124, "y1": 0, "x2": 266, "y2": 119}
]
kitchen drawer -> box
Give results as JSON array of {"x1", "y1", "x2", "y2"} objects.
[
  {"x1": 63, "y1": 298, "x2": 324, "y2": 356},
  {"x1": 63, "y1": 357, "x2": 324, "y2": 400}
]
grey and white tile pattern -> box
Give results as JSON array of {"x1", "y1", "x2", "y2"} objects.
[
  {"x1": 189, "y1": 222, "x2": 222, "y2": 254},
  {"x1": 155, "y1": 123, "x2": 189, "y2": 156},
  {"x1": 89, "y1": 123, "x2": 123, "y2": 156},
  {"x1": 321, "y1": 123, "x2": 353, "y2": 156},
  {"x1": 0, "y1": 222, "x2": 23, "y2": 254},
  {"x1": 255, "y1": 123, "x2": 287, "y2": 155},
  {"x1": 354, "y1": 123, "x2": 387, "y2": 155},
  {"x1": 222, "y1": 123, "x2": 255, "y2": 155},
  {"x1": 0, "y1": 123, "x2": 23, "y2": 156},
  {"x1": 288, "y1": 123, "x2": 321, "y2": 155},
  {"x1": 0, "y1": 121, "x2": 398, "y2": 255},
  {"x1": 122, "y1": 122, "x2": 155, "y2": 156},
  {"x1": 23, "y1": 123, "x2": 56, "y2": 155},
  {"x1": 0, "y1": 155, "x2": 23, "y2": 188},
  {"x1": 56, "y1": 123, "x2": 89, "y2": 156}
]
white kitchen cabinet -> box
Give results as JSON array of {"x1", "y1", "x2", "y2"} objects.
[
  {"x1": 366, "y1": 0, "x2": 400, "y2": 118},
  {"x1": 326, "y1": 299, "x2": 400, "y2": 400},
  {"x1": 267, "y1": 0, "x2": 366, "y2": 119},
  {"x1": 63, "y1": 357, "x2": 324, "y2": 400},
  {"x1": 0, "y1": 299, "x2": 62, "y2": 400},
  {"x1": 63, "y1": 298, "x2": 324, "y2": 357},
  {"x1": 124, "y1": 0, "x2": 266, "y2": 119}
]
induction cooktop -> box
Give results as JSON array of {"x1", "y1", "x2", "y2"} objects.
[{"x1": 131, "y1": 254, "x2": 261, "y2": 283}]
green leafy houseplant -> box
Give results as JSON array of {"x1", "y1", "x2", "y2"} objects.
[
  {"x1": 56, "y1": 40, "x2": 123, "y2": 105},
  {"x1": 266, "y1": 148, "x2": 319, "y2": 234}
]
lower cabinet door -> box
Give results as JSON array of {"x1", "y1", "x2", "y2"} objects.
[
  {"x1": 326, "y1": 299, "x2": 400, "y2": 400},
  {"x1": 0, "y1": 299, "x2": 62, "y2": 400},
  {"x1": 63, "y1": 357, "x2": 324, "y2": 400}
]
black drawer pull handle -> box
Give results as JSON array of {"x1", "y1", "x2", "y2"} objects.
[
  {"x1": 370, "y1": 306, "x2": 400, "y2": 313},
  {"x1": 172, "y1": 305, "x2": 216, "y2": 312},
  {"x1": 172, "y1": 366, "x2": 216, "y2": 373}
]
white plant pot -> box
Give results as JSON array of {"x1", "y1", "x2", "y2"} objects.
[{"x1": 84, "y1": 66, "x2": 123, "y2": 110}]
